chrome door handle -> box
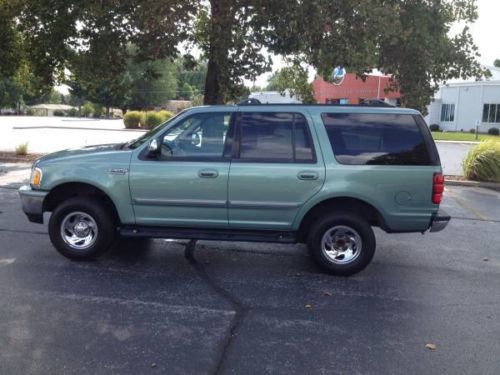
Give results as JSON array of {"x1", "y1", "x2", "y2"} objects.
[
  {"x1": 297, "y1": 171, "x2": 319, "y2": 180},
  {"x1": 198, "y1": 169, "x2": 219, "y2": 178}
]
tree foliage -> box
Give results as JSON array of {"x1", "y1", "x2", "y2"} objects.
[
  {"x1": 266, "y1": 63, "x2": 315, "y2": 103},
  {"x1": 4, "y1": 0, "x2": 486, "y2": 112}
]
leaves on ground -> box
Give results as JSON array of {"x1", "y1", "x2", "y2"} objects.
[{"x1": 425, "y1": 343, "x2": 437, "y2": 351}]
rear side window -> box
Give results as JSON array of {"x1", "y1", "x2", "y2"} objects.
[
  {"x1": 238, "y1": 112, "x2": 315, "y2": 162},
  {"x1": 321, "y1": 113, "x2": 431, "y2": 165}
]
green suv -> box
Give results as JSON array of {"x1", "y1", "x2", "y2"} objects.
[{"x1": 19, "y1": 104, "x2": 449, "y2": 275}]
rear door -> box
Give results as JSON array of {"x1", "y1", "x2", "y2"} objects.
[
  {"x1": 227, "y1": 110, "x2": 325, "y2": 230},
  {"x1": 319, "y1": 111, "x2": 441, "y2": 231}
]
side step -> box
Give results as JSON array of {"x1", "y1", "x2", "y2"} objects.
[{"x1": 120, "y1": 226, "x2": 297, "y2": 244}]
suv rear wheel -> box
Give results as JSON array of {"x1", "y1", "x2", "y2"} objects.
[
  {"x1": 48, "y1": 197, "x2": 117, "y2": 260},
  {"x1": 307, "y1": 212, "x2": 376, "y2": 276}
]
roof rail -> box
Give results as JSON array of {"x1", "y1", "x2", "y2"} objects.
[
  {"x1": 235, "y1": 101, "x2": 396, "y2": 108},
  {"x1": 238, "y1": 98, "x2": 262, "y2": 105}
]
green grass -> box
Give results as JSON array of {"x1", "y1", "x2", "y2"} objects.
[{"x1": 431, "y1": 132, "x2": 500, "y2": 142}]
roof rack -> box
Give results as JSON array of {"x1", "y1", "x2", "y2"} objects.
[
  {"x1": 237, "y1": 98, "x2": 395, "y2": 107},
  {"x1": 236, "y1": 101, "x2": 396, "y2": 108}
]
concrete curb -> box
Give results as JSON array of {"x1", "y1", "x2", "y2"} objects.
[
  {"x1": 13, "y1": 125, "x2": 147, "y2": 133},
  {"x1": 434, "y1": 140, "x2": 480, "y2": 144},
  {"x1": 445, "y1": 178, "x2": 500, "y2": 190}
]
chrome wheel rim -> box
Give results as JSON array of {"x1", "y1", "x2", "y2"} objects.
[
  {"x1": 60, "y1": 211, "x2": 98, "y2": 250},
  {"x1": 321, "y1": 225, "x2": 362, "y2": 264}
]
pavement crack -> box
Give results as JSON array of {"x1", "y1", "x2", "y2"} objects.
[{"x1": 184, "y1": 240, "x2": 248, "y2": 375}]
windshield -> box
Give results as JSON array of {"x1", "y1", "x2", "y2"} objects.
[{"x1": 124, "y1": 110, "x2": 187, "y2": 149}]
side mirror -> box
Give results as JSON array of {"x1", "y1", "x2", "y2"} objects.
[{"x1": 147, "y1": 138, "x2": 160, "y2": 157}]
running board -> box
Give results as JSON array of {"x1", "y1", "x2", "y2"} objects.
[{"x1": 120, "y1": 226, "x2": 297, "y2": 243}]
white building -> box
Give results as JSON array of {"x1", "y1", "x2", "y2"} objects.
[
  {"x1": 427, "y1": 66, "x2": 500, "y2": 132},
  {"x1": 28, "y1": 104, "x2": 76, "y2": 116},
  {"x1": 249, "y1": 90, "x2": 302, "y2": 104}
]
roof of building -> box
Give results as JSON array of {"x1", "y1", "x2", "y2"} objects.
[{"x1": 29, "y1": 104, "x2": 75, "y2": 110}]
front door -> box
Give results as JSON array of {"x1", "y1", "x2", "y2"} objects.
[
  {"x1": 129, "y1": 111, "x2": 234, "y2": 228},
  {"x1": 228, "y1": 111, "x2": 325, "y2": 230}
]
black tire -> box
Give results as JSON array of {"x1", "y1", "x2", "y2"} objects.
[
  {"x1": 307, "y1": 212, "x2": 376, "y2": 276},
  {"x1": 48, "y1": 197, "x2": 117, "y2": 260}
]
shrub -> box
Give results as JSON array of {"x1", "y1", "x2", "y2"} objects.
[
  {"x1": 67, "y1": 108, "x2": 79, "y2": 117},
  {"x1": 92, "y1": 104, "x2": 104, "y2": 118},
  {"x1": 82, "y1": 102, "x2": 94, "y2": 117},
  {"x1": 53, "y1": 110, "x2": 65, "y2": 117},
  {"x1": 469, "y1": 129, "x2": 475, "y2": 134},
  {"x1": 26, "y1": 108, "x2": 35, "y2": 116},
  {"x1": 15, "y1": 142, "x2": 29, "y2": 156},
  {"x1": 429, "y1": 124, "x2": 440, "y2": 131},
  {"x1": 488, "y1": 127, "x2": 500, "y2": 136},
  {"x1": 463, "y1": 141, "x2": 500, "y2": 182},
  {"x1": 144, "y1": 111, "x2": 164, "y2": 129},
  {"x1": 139, "y1": 111, "x2": 147, "y2": 127},
  {"x1": 158, "y1": 110, "x2": 174, "y2": 122},
  {"x1": 123, "y1": 111, "x2": 142, "y2": 129}
]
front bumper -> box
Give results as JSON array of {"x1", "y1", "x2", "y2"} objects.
[
  {"x1": 429, "y1": 209, "x2": 450, "y2": 232},
  {"x1": 18, "y1": 185, "x2": 48, "y2": 224}
]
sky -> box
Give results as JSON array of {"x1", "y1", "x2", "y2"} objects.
[{"x1": 467, "y1": 0, "x2": 500, "y2": 67}]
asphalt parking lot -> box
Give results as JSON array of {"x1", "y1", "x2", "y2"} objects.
[{"x1": 0, "y1": 182, "x2": 499, "y2": 374}]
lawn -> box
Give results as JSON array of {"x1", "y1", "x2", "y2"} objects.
[{"x1": 431, "y1": 132, "x2": 500, "y2": 142}]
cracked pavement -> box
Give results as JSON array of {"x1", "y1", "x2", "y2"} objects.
[{"x1": 0, "y1": 181, "x2": 499, "y2": 374}]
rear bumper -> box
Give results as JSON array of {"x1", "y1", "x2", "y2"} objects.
[
  {"x1": 18, "y1": 185, "x2": 48, "y2": 224},
  {"x1": 429, "y1": 209, "x2": 450, "y2": 232}
]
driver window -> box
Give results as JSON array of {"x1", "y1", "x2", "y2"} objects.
[{"x1": 161, "y1": 112, "x2": 231, "y2": 159}]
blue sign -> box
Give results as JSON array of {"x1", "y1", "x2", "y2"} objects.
[{"x1": 331, "y1": 66, "x2": 346, "y2": 85}]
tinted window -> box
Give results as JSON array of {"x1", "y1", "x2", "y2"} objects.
[
  {"x1": 294, "y1": 115, "x2": 315, "y2": 161},
  {"x1": 321, "y1": 113, "x2": 431, "y2": 165},
  {"x1": 238, "y1": 112, "x2": 315, "y2": 162},
  {"x1": 160, "y1": 112, "x2": 230, "y2": 159}
]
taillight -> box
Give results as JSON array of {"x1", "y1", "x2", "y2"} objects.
[{"x1": 432, "y1": 173, "x2": 445, "y2": 204}]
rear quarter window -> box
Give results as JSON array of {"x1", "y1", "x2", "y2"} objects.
[{"x1": 321, "y1": 113, "x2": 433, "y2": 165}]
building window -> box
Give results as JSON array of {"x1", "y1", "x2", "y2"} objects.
[
  {"x1": 440, "y1": 104, "x2": 455, "y2": 122},
  {"x1": 482, "y1": 104, "x2": 500, "y2": 123}
]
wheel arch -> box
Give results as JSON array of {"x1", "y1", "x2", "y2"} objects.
[
  {"x1": 297, "y1": 196, "x2": 387, "y2": 242},
  {"x1": 43, "y1": 182, "x2": 121, "y2": 224}
]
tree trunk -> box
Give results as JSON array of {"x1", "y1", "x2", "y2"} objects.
[
  {"x1": 203, "y1": 0, "x2": 229, "y2": 105},
  {"x1": 204, "y1": 59, "x2": 224, "y2": 104},
  {"x1": 106, "y1": 106, "x2": 111, "y2": 118}
]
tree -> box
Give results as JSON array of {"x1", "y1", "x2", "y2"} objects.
[
  {"x1": 193, "y1": 1, "x2": 272, "y2": 104},
  {"x1": 0, "y1": 0, "x2": 22, "y2": 81},
  {"x1": 265, "y1": 63, "x2": 315, "y2": 103},
  {"x1": 125, "y1": 46, "x2": 178, "y2": 110},
  {"x1": 176, "y1": 58, "x2": 207, "y2": 98},
  {"x1": 67, "y1": 75, "x2": 87, "y2": 111},
  {"x1": 494, "y1": 59, "x2": 500, "y2": 68},
  {"x1": 16, "y1": 0, "x2": 194, "y2": 114},
  {"x1": 376, "y1": 1, "x2": 484, "y2": 112},
  {"x1": 13, "y1": 0, "x2": 484, "y2": 111}
]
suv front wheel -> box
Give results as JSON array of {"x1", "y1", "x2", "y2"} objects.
[
  {"x1": 307, "y1": 212, "x2": 376, "y2": 276},
  {"x1": 48, "y1": 197, "x2": 117, "y2": 260}
]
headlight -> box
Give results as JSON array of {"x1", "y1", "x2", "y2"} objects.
[{"x1": 30, "y1": 167, "x2": 43, "y2": 188}]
